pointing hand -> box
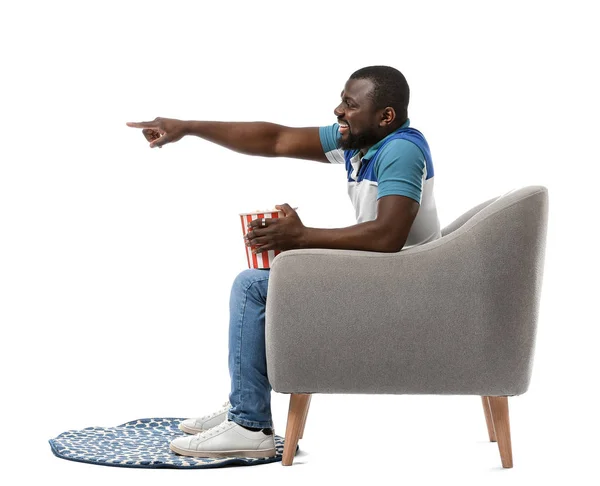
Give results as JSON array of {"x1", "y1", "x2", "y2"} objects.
[{"x1": 126, "y1": 117, "x2": 188, "y2": 148}]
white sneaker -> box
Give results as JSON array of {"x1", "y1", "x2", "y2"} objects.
[
  {"x1": 179, "y1": 401, "x2": 231, "y2": 435},
  {"x1": 170, "y1": 419, "x2": 276, "y2": 459}
]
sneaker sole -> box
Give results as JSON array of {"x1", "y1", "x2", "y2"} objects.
[{"x1": 170, "y1": 443, "x2": 276, "y2": 459}]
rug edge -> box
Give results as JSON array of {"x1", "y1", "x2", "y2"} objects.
[{"x1": 48, "y1": 437, "x2": 285, "y2": 469}]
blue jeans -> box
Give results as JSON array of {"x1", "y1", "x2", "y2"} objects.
[{"x1": 227, "y1": 269, "x2": 273, "y2": 429}]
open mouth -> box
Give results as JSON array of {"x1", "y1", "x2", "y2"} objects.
[{"x1": 338, "y1": 121, "x2": 349, "y2": 134}]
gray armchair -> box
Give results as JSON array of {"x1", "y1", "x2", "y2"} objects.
[{"x1": 265, "y1": 185, "x2": 549, "y2": 468}]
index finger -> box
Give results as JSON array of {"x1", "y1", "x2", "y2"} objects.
[{"x1": 126, "y1": 121, "x2": 158, "y2": 129}]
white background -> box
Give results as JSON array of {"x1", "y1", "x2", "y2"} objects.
[{"x1": 1, "y1": 0, "x2": 599, "y2": 484}]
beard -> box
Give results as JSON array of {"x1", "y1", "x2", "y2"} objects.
[{"x1": 338, "y1": 127, "x2": 383, "y2": 151}]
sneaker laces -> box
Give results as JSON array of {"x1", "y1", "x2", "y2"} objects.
[
  {"x1": 195, "y1": 419, "x2": 234, "y2": 438},
  {"x1": 195, "y1": 401, "x2": 230, "y2": 422}
]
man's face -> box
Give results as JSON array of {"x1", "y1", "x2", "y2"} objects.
[{"x1": 334, "y1": 78, "x2": 383, "y2": 152}]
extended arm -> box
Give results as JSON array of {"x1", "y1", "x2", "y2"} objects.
[{"x1": 126, "y1": 117, "x2": 329, "y2": 163}]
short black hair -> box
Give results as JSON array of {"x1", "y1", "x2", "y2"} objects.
[{"x1": 349, "y1": 66, "x2": 410, "y2": 122}]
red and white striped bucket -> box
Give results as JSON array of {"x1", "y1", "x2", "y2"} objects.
[{"x1": 240, "y1": 210, "x2": 284, "y2": 269}]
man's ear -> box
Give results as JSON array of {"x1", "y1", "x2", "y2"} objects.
[{"x1": 380, "y1": 106, "x2": 396, "y2": 127}]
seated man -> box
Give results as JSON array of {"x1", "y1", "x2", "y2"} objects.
[{"x1": 127, "y1": 65, "x2": 441, "y2": 459}]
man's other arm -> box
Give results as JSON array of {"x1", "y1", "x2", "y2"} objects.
[
  {"x1": 247, "y1": 195, "x2": 419, "y2": 253},
  {"x1": 301, "y1": 195, "x2": 419, "y2": 252}
]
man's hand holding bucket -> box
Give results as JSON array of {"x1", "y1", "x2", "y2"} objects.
[{"x1": 245, "y1": 204, "x2": 305, "y2": 254}]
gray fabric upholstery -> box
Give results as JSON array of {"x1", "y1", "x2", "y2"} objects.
[
  {"x1": 265, "y1": 186, "x2": 549, "y2": 397},
  {"x1": 441, "y1": 195, "x2": 499, "y2": 236}
]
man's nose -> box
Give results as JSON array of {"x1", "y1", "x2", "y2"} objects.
[{"x1": 334, "y1": 103, "x2": 344, "y2": 118}]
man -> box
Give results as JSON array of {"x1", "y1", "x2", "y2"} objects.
[{"x1": 127, "y1": 66, "x2": 441, "y2": 459}]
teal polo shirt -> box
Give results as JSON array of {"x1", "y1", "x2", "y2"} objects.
[{"x1": 319, "y1": 119, "x2": 441, "y2": 249}]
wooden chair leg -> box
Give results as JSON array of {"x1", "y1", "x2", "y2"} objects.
[
  {"x1": 282, "y1": 393, "x2": 311, "y2": 466},
  {"x1": 481, "y1": 396, "x2": 497, "y2": 442},
  {"x1": 487, "y1": 396, "x2": 513, "y2": 468},
  {"x1": 299, "y1": 394, "x2": 312, "y2": 439}
]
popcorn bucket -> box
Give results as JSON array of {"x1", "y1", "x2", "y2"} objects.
[{"x1": 240, "y1": 209, "x2": 284, "y2": 269}]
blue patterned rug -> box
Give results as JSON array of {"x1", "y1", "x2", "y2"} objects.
[{"x1": 49, "y1": 418, "x2": 293, "y2": 468}]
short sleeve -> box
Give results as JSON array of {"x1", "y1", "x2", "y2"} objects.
[
  {"x1": 374, "y1": 139, "x2": 426, "y2": 204},
  {"x1": 319, "y1": 124, "x2": 345, "y2": 164}
]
